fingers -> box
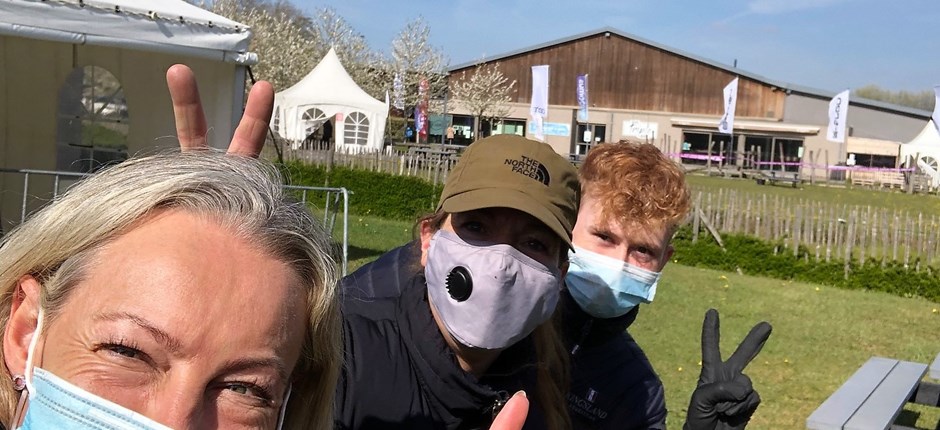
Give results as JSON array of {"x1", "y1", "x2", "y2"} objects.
[
  {"x1": 491, "y1": 391, "x2": 528, "y2": 430},
  {"x1": 228, "y1": 81, "x2": 274, "y2": 158},
  {"x1": 701, "y1": 309, "x2": 721, "y2": 374},
  {"x1": 166, "y1": 64, "x2": 208, "y2": 150},
  {"x1": 726, "y1": 321, "x2": 772, "y2": 375}
]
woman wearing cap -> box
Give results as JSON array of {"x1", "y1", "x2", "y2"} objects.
[
  {"x1": 0, "y1": 152, "x2": 340, "y2": 429},
  {"x1": 164, "y1": 65, "x2": 559, "y2": 429},
  {"x1": 337, "y1": 134, "x2": 579, "y2": 430}
]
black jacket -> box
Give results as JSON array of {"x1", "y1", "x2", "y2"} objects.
[
  {"x1": 336, "y1": 244, "x2": 546, "y2": 430},
  {"x1": 562, "y1": 292, "x2": 667, "y2": 430}
]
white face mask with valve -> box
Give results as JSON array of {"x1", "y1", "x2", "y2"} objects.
[{"x1": 425, "y1": 230, "x2": 562, "y2": 350}]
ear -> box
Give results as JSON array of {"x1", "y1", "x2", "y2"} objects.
[
  {"x1": 4, "y1": 276, "x2": 41, "y2": 378},
  {"x1": 419, "y1": 220, "x2": 434, "y2": 267}
]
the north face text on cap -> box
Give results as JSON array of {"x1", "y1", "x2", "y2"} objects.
[{"x1": 504, "y1": 156, "x2": 551, "y2": 186}]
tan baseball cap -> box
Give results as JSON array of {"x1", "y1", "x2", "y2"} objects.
[{"x1": 438, "y1": 135, "x2": 580, "y2": 246}]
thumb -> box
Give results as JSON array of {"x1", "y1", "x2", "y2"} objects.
[{"x1": 491, "y1": 391, "x2": 529, "y2": 430}]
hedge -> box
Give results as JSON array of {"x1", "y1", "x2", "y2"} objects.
[
  {"x1": 282, "y1": 162, "x2": 442, "y2": 221},
  {"x1": 672, "y1": 226, "x2": 940, "y2": 303}
]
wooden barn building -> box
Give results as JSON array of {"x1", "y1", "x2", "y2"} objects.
[{"x1": 444, "y1": 27, "x2": 930, "y2": 178}]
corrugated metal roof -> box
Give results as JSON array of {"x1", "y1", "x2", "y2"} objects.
[{"x1": 449, "y1": 27, "x2": 931, "y2": 120}]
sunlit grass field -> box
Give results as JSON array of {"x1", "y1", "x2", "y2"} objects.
[
  {"x1": 334, "y1": 214, "x2": 940, "y2": 429},
  {"x1": 686, "y1": 173, "x2": 940, "y2": 217}
]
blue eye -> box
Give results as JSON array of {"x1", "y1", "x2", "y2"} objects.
[{"x1": 224, "y1": 382, "x2": 274, "y2": 403}]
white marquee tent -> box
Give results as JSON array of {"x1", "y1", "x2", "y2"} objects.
[
  {"x1": 900, "y1": 121, "x2": 940, "y2": 187},
  {"x1": 0, "y1": 0, "x2": 254, "y2": 163},
  {"x1": 0, "y1": 0, "x2": 254, "y2": 228},
  {"x1": 272, "y1": 48, "x2": 387, "y2": 152}
]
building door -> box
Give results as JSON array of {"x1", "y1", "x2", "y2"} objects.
[{"x1": 573, "y1": 123, "x2": 607, "y2": 155}]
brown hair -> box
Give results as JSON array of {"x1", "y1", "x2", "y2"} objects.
[
  {"x1": 579, "y1": 141, "x2": 691, "y2": 234},
  {"x1": 416, "y1": 211, "x2": 571, "y2": 430}
]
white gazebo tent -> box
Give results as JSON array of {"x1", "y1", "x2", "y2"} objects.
[
  {"x1": 0, "y1": 0, "x2": 255, "y2": 161},
  {"x1": 900, "y1": 121, "x2": 940, "y2": 187},
  {"x1": 0, "y1": 0, "x2": 255, "y2": 229},
  {"x1": 273, "y1": 48, "x2": 388, "y2": 152}
]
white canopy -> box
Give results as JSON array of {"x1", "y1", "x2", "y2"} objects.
[
  {"x1": 900, "y1": 121, "x2": 940, "y2": 186},
  {"x1": 0, "y1": 0, "x2": 254, "y2": 228},
  {"x1": 0, "y1": 0, "x2": 255, "y2": 64},
  {"x1": 273, "y1": 48, "x2": 388, "y2": 152}
]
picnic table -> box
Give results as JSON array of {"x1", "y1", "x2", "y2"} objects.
[
  {"x1": 806, "y1": 354, "x2": 940, "y2": 430},
  {"x1": 754, "y1": 170, "x2": 801, "y2": 188}
]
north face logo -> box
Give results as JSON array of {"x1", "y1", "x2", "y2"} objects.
[{"x1": 504, "y1": 156, "x2": 550, "y2": 186}]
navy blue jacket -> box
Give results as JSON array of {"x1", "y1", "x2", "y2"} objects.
[{"x1": 561, "y1": 291, "x2": 667, "y2": 429}]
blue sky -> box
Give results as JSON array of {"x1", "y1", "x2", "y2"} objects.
[{"x1": 297, "y1": 0, "x2": 938, "y2": 93}]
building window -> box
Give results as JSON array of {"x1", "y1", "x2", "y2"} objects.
[
  {"x1": 681, "y1": 131, "x2": 734, "y2": 166},
  {"x1": 302, "y1": 108, "x2": 327, "y2": 140},
  {"x1": 739, "y1": 136, "x2": 803, "y2": 172},
  {"x1": 56, "y1": 66, "x2": 129, "y2": 173},
  {"x1": 344, "y1": 111, "x2": 369, "y2": 145}
]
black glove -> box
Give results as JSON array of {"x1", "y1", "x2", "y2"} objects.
[{"x1": 683, "y1": 309, "x2": 772, "y2": 430}]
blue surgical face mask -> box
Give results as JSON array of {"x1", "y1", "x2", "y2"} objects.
[
  {"x1": 15, "y1": 309, "x2": 291, "y2": 430},
  {"x1": 14, "y1": 309, "x2": 174, "y2": 430},
  {"x1": 565, "y1": 245, "x2": 660, "y2": 319}
]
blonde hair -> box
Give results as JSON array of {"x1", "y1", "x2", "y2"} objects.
[
  {"x1": 0, "y1": 151, "x2": 340, "y2": 429},
  {"x1": 579, "y1": 141, "x2": 691, "y2": 233},
  {"x1": 418, "y1": 211, "x2": 571, "y2": 430}
]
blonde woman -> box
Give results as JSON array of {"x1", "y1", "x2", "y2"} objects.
[{"x1": 0, "y1": 152, "x2": 340, "y2": 429}]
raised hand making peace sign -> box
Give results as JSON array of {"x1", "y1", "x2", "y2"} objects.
[{"x1": 684, "y1": 309, "x2": 772, "y2": 430}]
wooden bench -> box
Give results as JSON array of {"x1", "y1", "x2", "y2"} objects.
[
  {"x1": 849, "y1": 171, "x2": 906, "y2": 189},
  {"x1": 755, "y1": 170, "x2": 800, "y2": 188},
  {"x1": 806, "y1": 357, "x2": 928, "y2": 430}
]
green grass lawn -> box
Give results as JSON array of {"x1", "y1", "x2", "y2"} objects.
[
  {"x1": 334, "y1": 214, "x2": 940, "y2": 429},
  {"x1": 634, "y1": 263, "x2": 939, "y2": 429},
  {"x1": 687, "y1": 173, "x2": 940, "y2": 217}
]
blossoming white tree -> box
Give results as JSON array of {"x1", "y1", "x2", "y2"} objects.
[{"x1": 450, "y1": 60, "x2": 517, "y2": 140}]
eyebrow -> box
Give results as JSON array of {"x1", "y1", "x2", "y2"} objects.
[{"x1": 220, "y1": 357, "x2": 290, "y2": 385}]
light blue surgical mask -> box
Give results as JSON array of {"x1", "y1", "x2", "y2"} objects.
[
  {"x1": 15, "y1": 309, "x2": 291, "y2": 429},
  {"x1": 565, "y1": 245, "x2": 660, "y2": 319},
  {"x1": 13, "y1": 309, "x2": 173, "y2": 430}
]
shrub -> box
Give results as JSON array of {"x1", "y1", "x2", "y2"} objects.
[
  {"x1": 282, "y1": 162, "x2": 442, "y2": 221},
  {"x1": 672, "y1": 226, "x2": 940, "y2": 302}
]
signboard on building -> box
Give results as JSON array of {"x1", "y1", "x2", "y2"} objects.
[
  {"x1": 622, "y1": 120, "x2": 658, "y2": 140},
  {"x1": 528, "y1": 121, "x2": 570, "y2": 137}
]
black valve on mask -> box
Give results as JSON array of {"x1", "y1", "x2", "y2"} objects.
[{"x1": 445, "y1": 266, "x2": 473, "y2": 302}]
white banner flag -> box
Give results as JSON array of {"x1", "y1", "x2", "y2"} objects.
[
  {"x1": 530, "y1": 65, "x2": 549, "y2": 141},
  {"x1": 718, "y1": 77, "x2": 738, "y2": 135},
  {"x1": 530, "y1": 65, "x2": 549, "y2": 118},
  {"x1": 392, "y1": 73, "x2": 405, "y2": 110},
  {"x1": 827, "y1": 89, "x2": 850, "y2": 143},
  {"x1": 932, "y1": 85, "x2": 940, "y2": 133},
  {"x1": 532, "y1": 115, "x2": 545, "y2": 141}
]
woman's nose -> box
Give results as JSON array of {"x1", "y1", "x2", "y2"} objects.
[{"x1": 143, "y1": 380, "x2": 209, "y2": 430}]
